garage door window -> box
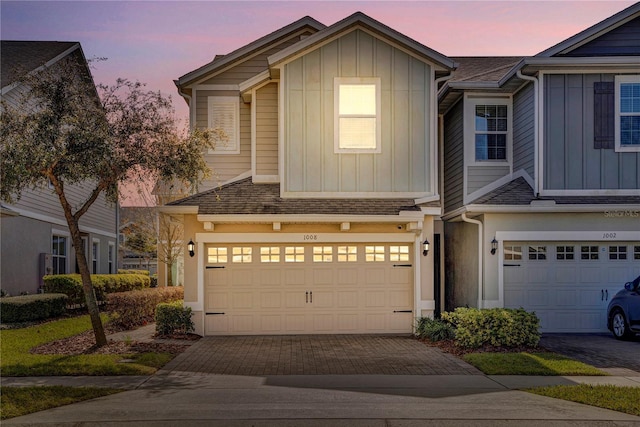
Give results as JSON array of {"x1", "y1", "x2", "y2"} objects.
[
  {"x1": 556, "y1": 245, "x2": 575, "y2": 260},
  {"x1": 609, "y1": 246, "x2": 627, "y2": 260},
  {"x1": 581, "y1": 246, "x2": 599, "y2": 260},
  {"x1": 528, "y1": 246, "x2": 546, "y2": 260},
  {"x1": 504, "y1": 245, "x2": 522, "y2": 260},
  {"x1": 365, "y1": 246, "x2": 385, "y2": 262},
  {"x1": 261, "y1": 247, "x2": 280, "y2": 263},
  {"x1": 635, "y1": 246, "x2": 640, "y2": 260},
  {"x1": 337, "y1": 246, "x2": 358, "y2": 262},
  {"x1": 208, "y1": 247, "x2": 228, "y2": 263},
  {"x1": 390, "y1": 246, "x2": 410, "y2": 262},
  {"x1": 313, "y1": 246, "x2": 333, "y2": 262},
  {"x1": 232, "y1": 247, "x2": 252, "y2": 263},
  {"x1": 285, "y1": 246, "x2": 304, "y2": 263}
]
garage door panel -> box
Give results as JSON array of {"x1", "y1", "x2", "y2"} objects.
[
  {"x1": 606, "y1": 266, "x2": 632, "y2": 283},
  {"x1": 284, "y1": 314, "x2": 305, "y2": 332},
  {"x1": 260, "y1": 292, "x2": 282, "y2": 308},
  {"x1": 390, "y1": 268, "x2": 412, "y2": 284},
  {"x1": 260, "y1": 315, "x2": 282, "y2": 332},
  {"x1": 231, "y1": 292, "x2": 253, "y2": 309},
  {"x1": 389, "y1": 290, "x2": 411, "y2": 307},
  {"x1": 554, "y1": 266, "x2": 577, "y2": 283},
  {"x1": 337, "y1": 291, "x2": 358, "y2": 308},
  {"x1": 313, "y1": 314, "x2": 334, "y2": 332},
  {"x1": 285, "y1": 292, "x2": 305, "y2": 308},
  {"x1": 390, "y1": 313, "x2": 413, "y2": 331},
  {"x1": 579, "y1": 267, "x2": 602, "y2": 283},
  {"x1": 312, "y1": 291, "x2": 333, "y2": 308},
  {"x1": 207, "y1": 292, "x2": 229, "y2": 309},
  {"x1": 312, "y1": 269, "x2": 333, "y2": 285},
  {"x1": 260, "y1": 269, "x2": 281, "y2": 286},
  {"x1": 337, "y1": 268, "x2": 358, "y2": 284},
  {"x1": 504, "y1": 289, "x2": 525, "y2": 307},
  {"x1": 579, "y1": 289, "x2": 602, "y2": 308},
  {"x1": 365, "y1": 290, "x2": 386, "y2": 307},
  {"x1": 337, "y1": 314, "x2": 358, "y2": 331},
  {"x1": 365, "y1": 268, "x2": 386, "y2": 285},
  {"x1": 230, "y1": 269, "x2": 253, "y2": 286},
  {"x1": 365, "y1": 313, "x2": 386, "y2": 330},
  {"x1": 525, "y1": 289, "x2": 548, "y2": 307},
  {"x1": 526, "y1": 267, "x2": 549, "y2": 283},
  {"x1": 205, "y1": 315, "x2": 228, "y2": 333},
  {"x1": 556, "y1": 289, "x2": 578, "y2": 306},
  {"x1": 231, "y1": 315, "x2": 254, "y2": 332},
  {"x1": 285, "y1": 269, "x2": 305, "y2": 285}
]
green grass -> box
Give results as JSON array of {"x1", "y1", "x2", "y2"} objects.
[
  {"x1": 0, "y1": 386, "x2": 122, "y2": 420},
  {"x1": 0, "y1": 315, "x2": 173, "y2": 376},
  {"x1": 528, "y1": 384, "x2": 640, "y2": 416},
  {"x1": 463, "y1": 352, "x2": 607, "y2": 376}
]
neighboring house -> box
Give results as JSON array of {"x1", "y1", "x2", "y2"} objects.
[
  {"x1": 440, "y1": 3, "x2": 640, "y2": 333},
  {"x1": 119, "y1": 207, "x2": 158, "y2": 275},
  {"x1": 165, "y1": 13, "x2": 455, "y2": 335},
  {"x1": 0, "y1": 41, "x2": 118, "y2": 295}
]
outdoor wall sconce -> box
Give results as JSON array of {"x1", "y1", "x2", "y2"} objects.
[
  {"x1": 491, "y1": 238, "x2": 498, "y2": 255},
  {"x1": 422, "y1": 239, "x2": 430, "y2": 257},
  {"x1": 187, "y1": 239, "x2": 195, "y2": 258}
]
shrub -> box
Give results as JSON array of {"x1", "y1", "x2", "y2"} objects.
[
  {"x1": 150, "y1": 275, "x2": 158, "y2": 288},
  {"x1": 415, "y1": 317, "x2": 455, "y2": 341},
  {"x1": 442, "y1": 307, "x2": 540, "y2": 349},
  {"x1": 0, "y1": 293, "x2": 68, "y2": 323},
  {"x1": 43, "y1": 274, "x2": 151, "y2": 305},
  {"x1": 118, "y1": 269, "x2": 150, "y2": 276},
  {"x1": 155, "y1": 301, "x2": 194, "y2": 335},
  {"x1": 106, "y1": 287, "x2": 184, "y2": 331}
]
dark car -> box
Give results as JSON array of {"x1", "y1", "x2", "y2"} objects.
[{"x1": 607, "y1": 275, "x2": 640, "y2": 340}]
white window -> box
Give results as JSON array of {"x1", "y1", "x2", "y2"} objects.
[
  {"x1": 208, "y1": 96, "x2": 240, "y2": 154},
  {"x1": 504, "y1": 245, "x2": 522, "y2": 261},
  {"x1": 581, "y1": 245, "x2": 599, "y2": 260},
  {"x1": 260, "y1": 247, "x2": 280, "y2": 263},
  {"x1": 556, "y1": 245, "x2": 575, "y2": 261},
  {"x1": 313, "y1": 246, "x2": 333, "y2": 263},
  {"x1": 337, "y1": 246, "x2": 357, "y2": 262},
  {"x1": 615, "y1": 75, "x2": 640, "y2": 152},
  {"x1": 465, "y1": 96, "x2": 511, "y2": 164},
  {"x1": 528, "y1": 246, "x2": 546, "y2": 260},
  {"x1": 365, "y1": 245, "x2": 385, "y2": 262},
  {"x1": 208, "y1": 247, "x2": 228, "y2": 263},
  {"x1": 609, "y1": 246, "x2": 627, "y2": 260},
  {"x1": 232, "y1": 247, "x2": 252, "y2": 263},
  {"x1": 635, "y1": 245, "x2": 640, "y2": 260},
  {"x1": 92, "y1": 240, "x2": 100, "y2": 274},
  {"x1": 389, "y1": 246, "x2": 410, "y2": 262},
  {"x1": 108, "y1": 243, "x2": 115, "y2": 274},
  {"x1": 334, "y1": 77, "x2": 381, "y2": 153},
  {"x1": 285, "y1": 246, "x2": 304, "y2": 263},
  {"x1": 52, "y1": 234, "x2": 67, "y2": 275}
]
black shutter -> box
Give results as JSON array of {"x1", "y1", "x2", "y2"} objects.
[{"x1": 593, "y1": 81, "x2": 614, "y2": 149}]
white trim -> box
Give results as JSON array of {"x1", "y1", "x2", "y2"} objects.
[
  {"x1": 91, "y1": 238, "x2": 100, "y2": 274},
  {"x1": 464, "y1": 169, "x2": 534, "y2": 206},
  {"x1": 413, "y1": 234, "x2": 421, "y2": 322},
  {"x1": 463, "y1": 93, "x2": 513, "y2": 167},
  {"x1": 541, "y1": 189, "x2": 640, "y2": 197},
  {"x1": 252, "y1": 175, "x2": 280, "y2": 184},
  {"x1": 496, "y1": 230, "x2": 640, "y2": 241},
  {"x1": 196, "y1": 212, "x2": 426, "y2": 223},
  {"x1": 195, "y1": 232, "x2": 416, "y2": 244},
  {"x1": 282, "y1": 191, "x2": 432, "y2": 199},
  {"x1": 615, "y1": 74, "x2": 640, "y2": 153},
  {"x1": 334, "y1": 77, "x2": 382, "y2": 154},
  {"x1": 444, "y1": 204, "x2": 640, "y2": 220},
  {"x1": 207, "y1": 96, "x2": 241, "y2": 154},
  {"x1": 157, "y1": 206, "x2": 199, "y2": 214},
  {"x1": 108, "y1": 242, "x2": 116, "y2": 274},
  {"x1": 278, "y1": 65, "x2": 285, "y2": 198},
  {"x1": 414, "y1": 194, "x2": 440, "y2": 205},
  {"x1": 250, "y1": 86, "x2": 257, "y2": 175},
  {"x1": 51, "y1": 229, "x2": 70, "y2": 275},
  {"x1": 239, "y1": 71, "x2": 270, "y2": 93},
  {"x1": 8, "y1": 206, "x2": 117, "y2": 238},
  {"x1": 193, "y1": 84, "x2": 239, "y2": 91}
]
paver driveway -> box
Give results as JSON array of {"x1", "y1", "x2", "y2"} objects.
[{"x1": 161, "y1": 335, "x2": 481, "y2": 376}]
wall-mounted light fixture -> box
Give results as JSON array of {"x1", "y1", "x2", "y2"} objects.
[
  {"x1": 422, "y1": 239, "x2": 430, "y2": 257},
  {"x1": 187, "y1": 239, "x2": 195, "y2": 258},
  {"x1": 490, "y1": 238, "x2": 498, "y2": 255}
]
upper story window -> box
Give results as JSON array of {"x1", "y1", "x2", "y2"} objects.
[
  {"x1": 615, "y1": 75, "x2": 640, "y2": 152},
  {"x1": 334, "y1": 77, "x2": 381, "y2": 154},
  {"x1": 208, "y1": 96, "x2": 240, "y2": 154},
  {"x1": 465, "y1": 96, "x2": 511, "y2": 165}
]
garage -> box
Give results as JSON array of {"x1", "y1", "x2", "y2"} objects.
[
  {"x1": 203, "y1": 242, "x2": 414, "y2": 335},
  {"x1": 504, "y1": 242, "x2": 640, "y2": 333}
]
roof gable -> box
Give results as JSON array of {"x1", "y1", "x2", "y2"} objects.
[
  {"x1": 176, "y1": 16, "x2": 326, "y2": 87},
  {"x1": 536, "y1": 2, "x2": 640, "y2": 57},
  {"x1": 268, "y1": 11, "x2": 455, "y2": 71},
  {"x1": 1, "y1": 41, "x2": 79, "y2": 89}
]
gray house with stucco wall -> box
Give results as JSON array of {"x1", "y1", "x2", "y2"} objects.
[{"x1": 0, "y1": 41, "x2": 118, "y2": 296}]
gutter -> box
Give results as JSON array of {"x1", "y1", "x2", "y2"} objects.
[
  {"x1": 461, "y1": 213, "x2": 483, "y2": 310},
  {"x1": 516, "y1": 70, "x2": 539, "y2": 196}
]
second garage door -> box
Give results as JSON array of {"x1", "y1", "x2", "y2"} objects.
[
  {"x1": 504, "y1": 242, "x2": 640, "y2": 332},
  {"x1": 204, "y1": 243, "x2": 414, "y2": 335}
]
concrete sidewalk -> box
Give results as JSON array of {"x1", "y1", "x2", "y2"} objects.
[{"x1": 3, "y1": 372, "x2": 640, "y2": 426}]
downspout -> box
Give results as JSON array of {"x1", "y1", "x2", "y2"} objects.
[
  {"x1": 461, "y1": 213, "x2": 483, "y2": 309},
  {"x1": 516, "y1": 70, "x2": 539, "y2": 196}
]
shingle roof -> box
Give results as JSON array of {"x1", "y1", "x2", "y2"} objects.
[
  {"x1": 1, "y1": 41, "x2": 78, "y2": 89},
  {"x1": 169, "y1": 178, "x2": 428, "y2": 215},
  {"x1": 470, "y1": 177, "x2": 640, "y2": 206},
  {"x1": 449, "y1": 57, "x2": 523, "y2": 83}
]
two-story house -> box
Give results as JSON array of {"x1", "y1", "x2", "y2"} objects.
[
  {"x1": 440, "y1": 3, "x2": 640, "y2": 333},
  {"x1": 0, "y1": 41, "x2": 118, "y2": 296},
  {"x1": 165, "y1": 13, "x2": 456, "y2": 336}
]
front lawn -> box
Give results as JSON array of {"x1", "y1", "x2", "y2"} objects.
[
  {"x1": 463, "y1": 352, "x2": 606, "y2": 376},
  {"x1": 0, "y1": 315, "x2": 173, "y2": 376},
  {"x1": 528, "y1": 384, "x2": 640, "y2": 416},
  {"x1": 0, "y1": 386, "x2": 122, "y2": 420}
]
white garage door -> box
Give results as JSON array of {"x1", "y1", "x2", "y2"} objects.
[
  {"x1": 504, "y1": 242, "x2": 640, "y2": 333},
  {"x1": 204, "y1": 243, "x2": 414, "y2": 335}
]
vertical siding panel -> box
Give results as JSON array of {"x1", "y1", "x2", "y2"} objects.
[
  {"x1": 305, "y1": 90, "x2": 322, "y2": 191},
  {"x1": 411, "y1": 89, "x2": 426, "y2": 192},
  {"x1": 393, "y1": 87, "x2": 410, "y2": 191},
  {"x1": 545, "y1": 74, "x2": 566, "y2": 189},
  {"x1": 340, "y1": 154, "x2": 357, "y2": 192},
  {"x1": 358, "y1": 154, "x2": 375, "y2": 192},
  {"x1": 375, "y1": 40, "x2": 393, "y2": 192},
  {"x1": 566, "y1": 74, "x2": 584, "y2": 189},
  {"x1": 357, "y1": 31, "x2": 374, "y2": 75},
  {"x1": 322, "y1": 42, "x2": 339, "y2": 192},
  {"x1": 513, "y1": 82, "x2": 535, "y2": 178},
  {"x1": 340, "y1": 32, "x2": 357, "y2": 77},
  {"x1": 583, "y1": 74, "x2": 601, "y2": 189},
  {"x1": 256, "y1": 83, "x2": 279, "y2": 176},
  {"x1": 619, "y1": 153, "x2": 638, "y2": 189},
  {"x1": 444, "y1": 100, "x2": 464, "y2": 212}
]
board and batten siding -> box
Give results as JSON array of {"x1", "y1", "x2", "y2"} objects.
[
  {"x1": 255, "y1": 83, "x2": 279, "y2": 176},
  {"x1": 443, "y1": 100, "x2": 464, "y2": 212},
  {"x1": 512, "y1": 82, "x2": 535, "y2": 179},
  {"x1": 283, "y1": 29, "x2": 432, "y2": 196},
  {"x1": 200, "y1": 33, "x2": 315, "y2": 86},
  {"x1": 196, "y1": 90, "x2": 251, "y2": 186},
  {"x1": 543, "y1": 73, "x2": 640, "y2": 190},
  {"x1": 563, "y1": 17, "x2": 640, "y2": 57}
]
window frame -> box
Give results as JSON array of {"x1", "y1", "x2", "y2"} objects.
[
  {"x1": 334, "y1": 77, "x2": 381, "y2": 154},
  {"x1": 108, "y1": 242, "x2": 115, "y2": 274},
  {"x1": 464, "y1": 95, "x2": 512, "y2": 166},
  {"x1": 207, "y1": 96, "x2": 240, "y2": 154},
  {"x1": 92, "y1": 239, "x2": 100, "y2": 274},
  {"x1": 51, "y1": 231, "x2": 69, "y2": 275},
  {"x1": 615, "y1": 75, "x2": 640, "y2": 153}
]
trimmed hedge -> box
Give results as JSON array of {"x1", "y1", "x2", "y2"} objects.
[
  {"x1": 442, "y1": 307, "x2": 541, "y2": 348},
  {"x1": 415, "y1": 317, "x2": 455, "y2": 341},
  {"x1": 106, "y1": 287, "x2": 184, "y2": 331},
  {"x1": 118, "y1": 269, "x2": 150, "y2": 275},
  {"x1": 43, "y1": 274, "x2": 151, "y2": 305},
  {"x1": 0, "y1": 293, "x2": 68, "y2": 323},
  {"x1": 155, "y1": 301, "x2": 194, "y2": 336}
]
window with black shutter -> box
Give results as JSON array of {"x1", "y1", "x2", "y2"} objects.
[{"x1": 593, "y1": 81, "x2": 614, "y2": 149}]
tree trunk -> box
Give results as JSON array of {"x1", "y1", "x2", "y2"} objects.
[
  {"x1": 166, "y1": 262, "x2": 173, "y2": 287},
  {"x1": 67, "y1": 218, "x2": 108, "y2": 346}
]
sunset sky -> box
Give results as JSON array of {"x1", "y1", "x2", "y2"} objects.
[{"x1": 2, "y1": 0, "x2": 635, "y2": 121}]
